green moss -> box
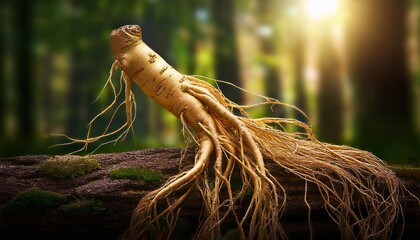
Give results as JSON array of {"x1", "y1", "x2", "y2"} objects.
[
  {"x1": 1, "y1": 188, "x2": 66, "y2": 214},
  {"x1": 109, "y1": 167, "x2": 163, "y2": 183},
  {"x1": 60, "y1": 199, "x2": 106, "y2": 214},
  {"x1": 39, "y1": 156, "x2": 101, "y2": 179}
]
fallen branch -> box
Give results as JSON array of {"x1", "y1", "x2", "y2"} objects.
[{"x1": 0, "y1": 149, "x2": 419, "y2": 239}]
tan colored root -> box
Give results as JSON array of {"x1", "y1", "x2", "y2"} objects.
[
  {"x1": 62, "y1": 61, "x2": 417, "y2": 240},
  {"x1": 180, "y1": 75, "x2": 414, "y2": 240},
  {"x1": 126, "y1": 131, "x2": 214, "y2": 240},
  {"x1": 182, "y1": 82, "x2": 281, "y2": 239},
  {"x1": 124, "y1": 71, "x2": 413, "y2": 239},
  {"x1": 52, "y1": 62, "x2": 136, "y2": 154}
]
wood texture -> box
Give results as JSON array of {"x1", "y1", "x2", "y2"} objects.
[{"x1": 0, "y1": 148, "x2": 419, "y2": 239}]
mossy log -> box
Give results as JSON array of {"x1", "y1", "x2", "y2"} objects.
[{"x1": 0, "y1": 148, "x2": 419, "y2": 240}]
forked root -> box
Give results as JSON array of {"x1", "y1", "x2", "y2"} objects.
[
  {"x1": 60, "y1": 61, "x2": 418, "y2": 239},
  {"x1": 125, "y1": 75, "x2": 417, "y2": 240},
  {"x1": 127, "y1": 131, "x2": 214, "y2": 239}
]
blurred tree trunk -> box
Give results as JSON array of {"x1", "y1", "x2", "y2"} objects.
[
  {"x1": 213, "y1": 0, "x2": 242, "y2": 105},
  {"x1": 68, "y1": 53, "x2": 86, "y2": 135},
  {"x1": 14, "y1": 0, "x2": 35, "y2": 139},
  {"x1": 348, "y1": 0, "x2": 415, "y2": 159},
  {"x1": 40, "y1": 55, "x2": 53, "y2": 132},
  {"x1": 257, "y1": 0, "x2": 283, "y2": 117},
  {"x1": 177, "y1": 0, "x2": 198, "y2": 75},
  {"x1": 0, "y1": 0, "x2": 6, "y2": 138},
  {"x1": 318, "y1": 31, "x2": 343, "y2": 143},
  {"x1": 408, "y1": 0, "x2": 420, "y2": 139},
  {"x1": 293, "y1": 28, "x2": 308, "y2": 124},
  {"x1": 67, "y1": 31, "x2": 96, "y2": 138},
  {"x1": 66, "y1": 1, "x2": 123, "y2": 139},
  {"x1": 288, "y1": 4, "x2": 308, "y2": 124},
  {"x1": 185, "y1": 12, "x2": 198, "y2": 75}
]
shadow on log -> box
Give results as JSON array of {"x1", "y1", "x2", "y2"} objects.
[{"x1": 0, "y1": 148, "x2": 419, "y2": 239}]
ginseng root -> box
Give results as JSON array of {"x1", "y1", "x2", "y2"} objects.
[{"x1": 62, "y1": 25, "x2": 418, "y2": 239}]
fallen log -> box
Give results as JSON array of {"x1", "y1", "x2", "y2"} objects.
[{"x1": 0, "y1": 148, "x2": 419, "y2": 239}]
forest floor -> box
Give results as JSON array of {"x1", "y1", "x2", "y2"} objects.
[{"x1": 0, "y1": 148, "x2": 419, "y2": 240}]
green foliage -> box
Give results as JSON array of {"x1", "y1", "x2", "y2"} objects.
[
  {"x1": 59, "y1": 199, "x2": 106, "y2": 214},
  {"x1": 1, "y1": 188, "x2": 65, "y2": 214},
  {"x1": 38, "y1": 156, "x2": 101, "y2": 179},
  {"x1": 109, "y1": 167, "x2": 163, "y2": 183}
]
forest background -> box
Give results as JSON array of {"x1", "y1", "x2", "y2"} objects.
[{"x1": 1, "y1": 0, "x2": 419, "y2": 163}]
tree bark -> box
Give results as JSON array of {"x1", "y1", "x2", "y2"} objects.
[{"x1": 0, "y1": 148, "x2": 419, "y2": 240}]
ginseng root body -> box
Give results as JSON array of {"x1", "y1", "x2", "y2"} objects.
[{"x1": 66, "y1": 25, "x2": 415, "y2": 240}]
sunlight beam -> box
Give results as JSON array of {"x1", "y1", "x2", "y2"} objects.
[{"x1": 305, "y1": 0, "x2": 339, "y2": 20}]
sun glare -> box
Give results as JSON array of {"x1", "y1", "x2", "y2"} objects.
[{"x1": 305, "y1": 0, "x2": 339, "y2": 20}]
